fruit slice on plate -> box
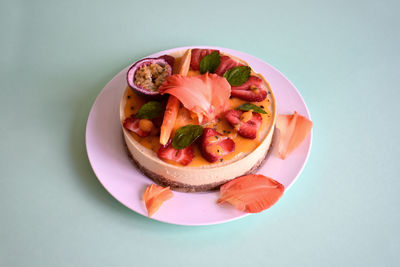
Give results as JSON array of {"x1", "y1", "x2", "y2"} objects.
[
  {"x1": 276, "y1": 111, "x2": 313, "y2": 159},
  {"x1": 143, "y1": 184, "x2": 174, "y2": 217},
  {"x1": 217, "y1": 174, "x2": 284, "y2": 213}
]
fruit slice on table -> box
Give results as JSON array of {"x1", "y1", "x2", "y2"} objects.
[
  {"x1": 126, "y1": 56, "x2": 174, "y2": 97},
  {"x1": 231, "y1": 76, "x2": 267, "y2": 102},
  {"x1": 143, "y1": 184, "x2": 174, "y2": 217},
  {"x1": 217, "y1": 174, "x2": 284, "y2": 213},
  {"x1": 276, "y1": 111, "x2": 313, "y2": 159}
]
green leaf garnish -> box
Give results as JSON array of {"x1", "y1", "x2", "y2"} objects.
[
  {"x1": 236, "y1": 103, "x2": 267, "y2": 114},
  {"x1": 136, "y1": 101, "x2": 162, "y2": 119},
  {"x1": 223, "y1": 66, "x2": 251, "y2": 86},
  {"x1": 199, "y1": 51, "x2": 221, "y2": 74},
  {"x1": 172, "y1": 125, "x2": 204, "y2": 149}
]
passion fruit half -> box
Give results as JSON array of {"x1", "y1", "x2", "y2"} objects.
[{"x1": 126, "y1": 55, "x2": 174, "y2": 97}]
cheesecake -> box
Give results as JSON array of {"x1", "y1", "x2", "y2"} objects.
[{"x1": 120, "y1": 48, "x2": 276, "y2": 192}]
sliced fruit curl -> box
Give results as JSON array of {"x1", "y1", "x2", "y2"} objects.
[
  {"x1": 217, "y1": 174, "x2": 284, "y2": 213},
  {"x1": 143, "y1": 184, "x2": 174, "y2": 217},
  {"x1": 276, "y1": 111, "x2": 313, "y2": 159}
]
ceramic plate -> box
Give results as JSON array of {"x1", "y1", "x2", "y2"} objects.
[{"x1": 86, "y1": 46, "x2": 312, "y2": 226}]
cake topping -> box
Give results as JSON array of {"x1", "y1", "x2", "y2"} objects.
[
  {"x1": 142, "y1": 184, "x2": 174, "y2": 217},
  {"x1": 231, "y1": 76, "x2": 268, "y2": 102},
  {"x1": 157, "y1": 139, "x2": 195, "y2": 166},
  {"x1": 199, "y1": 51, "x2": 221, "y2": 74},
  {"x1": 276, "y1": 111, "x2": 313, "y2": 159},
  {"x1": 217, "y1": 174, "x2": 284, "y2": 213},
  {"x1": 215, "y1": 56, "x2": 244, "y2": 76},
  {"x1": 225, "y1": 109, "x2": 262, "y2": 139},
  {"x1": 159, "y1": 49, "x2": 192, "y2": 145},
  {"x1": 123, "y1": 115, "x2": 151, "y2": 137},
  {"x1": 172, "y1": 125, "x2": 203, "y2": 149},
  {"x1": 190, "y1": 49, "x2": 220, "y2": 71},
  {"x1": 223, "y1": 66, "x2": 251, "y2": 86},
  {"x1": 236, "y1": 103, "x2": 267, "y2": 114},
  {"x1": 138, "y1": 119, "x2": 154, "y2": 133},
  {"x1": 200, "y1": 128, "x2": 235, "y2": 163},
  {"x1": 158, "y1": 73, "x2": 231, "y2": 124},
  {"x1": 240, "y1": 110, "x2": 253, "y2": 123},
  {"x1": 127, "y1": 56, "x2": 174, "y2": 96},
  {"x1": 136, "y1": 101, "x2": 163, "y2": 119}
]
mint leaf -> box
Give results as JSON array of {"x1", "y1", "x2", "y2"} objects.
[
  {"x1": 236, "y1": 103, "x2": 267, "y2": 114},
  {"x1": 136, "y1": 101, "x2": 162, "y2": 119},
  {"x1": 199, "y1": 51, "x2": 221, "y2": 74},
  {"x1": 223, "y1": 66, "x2": 251, "y2": 86},
  {"x1": 172, "y1": 125, "x2": 204, "y2": 149}
]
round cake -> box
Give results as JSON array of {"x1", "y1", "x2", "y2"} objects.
[{"x1": 120, "y1": 48, "x2": 276, "y2": 192}]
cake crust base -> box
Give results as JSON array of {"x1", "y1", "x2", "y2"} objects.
[{"x1": 124, "y1": 130, "x2": 275, "y2": 192}]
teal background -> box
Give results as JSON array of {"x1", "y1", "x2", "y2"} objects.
[{"x1": 1, "y1": 0, "x2": 399, "y2": 266}]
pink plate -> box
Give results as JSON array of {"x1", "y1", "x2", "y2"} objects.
[{"x1": 85, "y1": 46, "x2": 312, "y2": 226}]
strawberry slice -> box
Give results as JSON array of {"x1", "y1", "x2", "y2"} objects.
[
  {"x1": 215, "y1": 56, "x2": 243, "y2": 76},
  {"x1": 190, "y1": 49, "x2": 220, "y2": 71},
  {"x1": 157, "y1": 139, "x2": 194, "y2": 166},
  {"x1": 200, "y1": 128, "x2": 235, "y2": 163},
  {"x1": 217, "y1": 174, "x2": 284, "y2": 213},
  {"x1": 225, "y1": 109, "x2": 262, "y2": 139},
  {"x1": 231, "y1": 76, "x2": 268, "y2": 102},
  {"x1": 158, "y1": 55, "x2": 175, "y2": 68},
  {"x1": 143, "y1": 184, "x2": 174, "y2": 217},
  {"x1": 123, "y1": 115, "x2": 150, "y2": 137}
]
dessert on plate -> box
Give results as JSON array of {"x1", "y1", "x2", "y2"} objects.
[{"x1": 120, "y1": 48, "x2": 276, "y2": 192}]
